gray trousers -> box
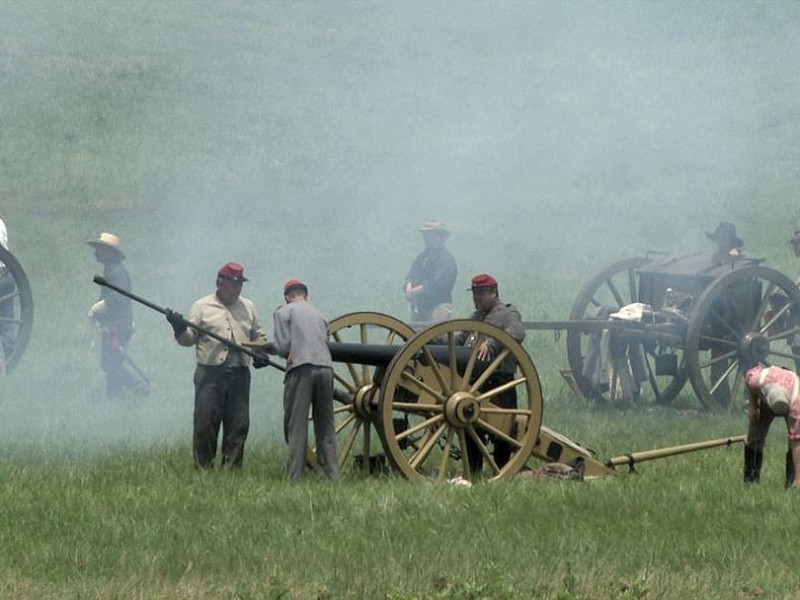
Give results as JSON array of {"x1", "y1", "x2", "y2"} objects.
[{"x1": 283, "y1": 365, "x2": 339, "y2": 480}]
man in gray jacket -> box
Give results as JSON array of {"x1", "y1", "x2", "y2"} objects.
[
  {"x1": 272, "y1": 279, "x2": 339, "y2": 481},
  {"x1": 461, "y1": 273, "x2": 525, "y2": 474}
]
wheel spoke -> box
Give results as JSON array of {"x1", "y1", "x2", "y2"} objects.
[
  {"x1": 436, "y1": 428, "x2": 455, "y2": 482},
  {"x1": 409, "y1": 422, "x2": 447, "y2": 470},
  {"x1": 395, "y1": 413, "x2": 444, "y2": 445},
  {"x1": 698, "y1": 348, "x2": 738, "y2": 370},
  {"x1": 400, "y1": 369, "x2": 447, "y2": 403},
  {"x1": 468, "y1": 348, "x2": 510, "y2": 393},
  {"x1": 458, "y1": 428, "x2": 472, "y2": 480},
  {"x1": 697, "y1": 333, "x2": 738, "y2": 349},
  {"x1": 474, "y1": 417, "x2": 522, "y2": 449},
  {"x1": 333, "y1": 372, "x2": 357, "y2": 394},
  {"x1": 338, "y1": 419, "x2": 362, "y2": 467},
  {"x1": 708, "y1": 306, "x2": 743, "y2": 339},
  {"x1": 605, "y1": 277, "x2": 625, "y2": 307},
  {"x1": 709, "y1": 359, "x2": 739, "y2": 396},
  {"x1": 334, "y1": 411, "x2": 357, "y2": 432},
  {"x1": 361, "y1": 422, "x2": 372, "y2": 467},
  {"x1": 474, "y1": 376, "x2": 525, "y2": 402},
  {"x1": 460, "y1": 342, "x2": 481, "y2": 390},
  {"x1": 751, "y1": 282, "x2": 778, "y2": 332},
  {"x1": 466, "y1": 425, "x2": 499, "y2": 474},
  {"x1": 767, "y1": 325, "x2": 800, "y2": 344},
  {"x1": 420, "y1": 344, "x2": 451, "y2": 396},
  {"x1": 447, "y1": 331, "x2": 459, "y2": 390},
  {"x1": 392, "y1": 402, "x2": 444, "y2": 413}
]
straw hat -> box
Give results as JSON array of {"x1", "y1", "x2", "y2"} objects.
[
  {"x1": 86, "y1": 232, "x2": 125, "y2": 259},
  {"x1": 419, "y1": 219, "x2": 450, "y2": 237}
]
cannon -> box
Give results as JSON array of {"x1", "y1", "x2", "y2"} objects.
[
  {"x1": 523, "y1": 252, "x2": 800, "y2": 412},
  {"x1": 0, "y1": 245, "x2": 33, "y2": 374},
  {"x1": 317, "y1": 312, "x2": 744, "y2": 483}
]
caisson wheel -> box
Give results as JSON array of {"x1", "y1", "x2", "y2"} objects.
[
  {"x1": 685, "y1": 266, "x2": 800, "y2": 412},
  {"x1": 0, "y1": 245, "x2": 33, "y2": 374},
  {"x1": 566, "y1": 257, "x2": 686, "y2": 405}
]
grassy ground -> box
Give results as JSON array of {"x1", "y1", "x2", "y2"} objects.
[{"x1": 2, "y1": 2, "x2": 800, "y2": 598}]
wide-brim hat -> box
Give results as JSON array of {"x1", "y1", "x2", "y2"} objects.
[
  {"x1": 419, "y1": 219, "x2": 450, "y2": 237},
  {"x1": 705, "y1": 221, "x2": 743, "y2": 248},
  {"x1": 86, "y1": 232, "x2": 125, "y2": 259}
]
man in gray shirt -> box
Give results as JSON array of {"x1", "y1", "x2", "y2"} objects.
[{"x1": 272, "y1": 279, "x2": 339, "y2": 481}]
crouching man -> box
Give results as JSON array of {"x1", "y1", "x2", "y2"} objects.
[{"x1": 743, "y1": 364, "x2": 800, "y2": 488}]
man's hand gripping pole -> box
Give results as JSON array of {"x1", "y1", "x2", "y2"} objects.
[{"x1": 92, "y1": 275, "x2": 285, "y2": 372}]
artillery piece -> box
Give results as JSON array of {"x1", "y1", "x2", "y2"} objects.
[
  {"x1": 0, "y1": 245, "x2": 33, "y2": 374},
  {"x1": 525, "y1": 253, "x2": 800, "y2": 412},
  {"x1": 320, "y1": 312, "x2": 743, "y2": 483}
]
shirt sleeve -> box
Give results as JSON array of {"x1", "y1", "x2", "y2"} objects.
[{"x1": 272, "y1": 306, "x2": 291, "y2": 358}]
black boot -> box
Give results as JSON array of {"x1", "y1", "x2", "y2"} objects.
[
  {"x1": 744, "y1": 447, "x2": 763, "y2": 483},
  {"x1": 786, "y1": 451, "x2": 795, "y2": 489}
]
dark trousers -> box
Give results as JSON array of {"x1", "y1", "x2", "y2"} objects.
[
  {"x1": 193, "y1": 365, "x2": 251, "y2": 469},
  {"x1": 100, "y1": 326, "x2": 147, "y2": 399},
  {"x1": 466, "y1": 373, "x2": 517, "y2": 473}
]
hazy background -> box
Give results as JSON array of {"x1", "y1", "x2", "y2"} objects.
[{"x1": 1, "y1": 1, "x2": 799, "y2": 457}]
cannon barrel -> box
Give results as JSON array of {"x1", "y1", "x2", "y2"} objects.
[{"x1": 328, "y1": 341, "x2": 481, "y2": 371}]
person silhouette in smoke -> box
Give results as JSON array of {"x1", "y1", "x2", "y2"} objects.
[
  {"x1": 87, "y1": 232, "x2": 149, "y2": 400},
  {"x1": 706, "y1": 221, "x2": 746, "y2": 266},
  {"x1": 403, "y1": 219, "x2": 458, "y2": 326}
]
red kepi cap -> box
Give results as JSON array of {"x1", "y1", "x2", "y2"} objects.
[
  {"x1": 469, "y1": 273, "x2": 498, "y2": 291},
  {"x1": 217, "y1": 262, "x2": 248, "y2": 282},
  {"x1": 283, "y1": 278, "x2": 307, "y2": 294}
]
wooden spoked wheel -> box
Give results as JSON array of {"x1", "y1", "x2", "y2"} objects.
[
  {"x1": 0, "y1": 246, "x2": 33, "y2": 374},
  {"x1": 685, "y1": 266, "x2": 800, "y2": 412},
  {"x1": 566, "y1": 257, "x2": 687, "y2": 405},
  {"x1": 377, "y1": 319, "x2": 543, "y2": 483},
  {"x1": 310, "y1": 312, "x2": 414, "y2": 476}
]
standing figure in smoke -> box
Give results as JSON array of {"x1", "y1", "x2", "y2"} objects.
[
  {"x1": 706, "y1": 221, "x2": 746, "y2": 266},
  {"x1": 165, "y1": 262, "x2": 267, "y2": 469},
  {"x1": 270, "y1": 279, "x2": 338, "y2": 481},
  {"x1": 403, "y1": 219, "x2": 458, "y2": 326},
  {"x1": 87, "y1": 232, "x2": 149, "y2": 399}
]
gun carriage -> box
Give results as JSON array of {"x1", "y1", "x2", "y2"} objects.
[
  {"x1": 321, "y1": 312, "x2": 743, "y2": 483},
  {"x1": 0, "y1": 245, "x2": 33, "y2": 374},
  {"x1": 525, "y1": 253, "x2": 800, "y2": 412}
]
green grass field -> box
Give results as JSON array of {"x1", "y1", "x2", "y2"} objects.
[{"x1": 2, "y1": 2, "x2": 800, "y2": 598}]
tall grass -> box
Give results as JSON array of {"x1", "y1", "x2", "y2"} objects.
[
  {"x1": 0, "y1": 426, "x2": 792, "y2": 599},
  {"x1": 1, "y1": 2, "x2": 800, "y2": 598}
]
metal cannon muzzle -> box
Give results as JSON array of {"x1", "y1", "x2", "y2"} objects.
[{"x1": 327, "y1": 341, "x2": 482, "y2": 372}]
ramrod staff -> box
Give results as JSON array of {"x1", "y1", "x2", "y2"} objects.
[
  {"x1": 92, "y1": 275, "x2": 285, "y2": 372},
  {"x1": 606, "y1": 434, "x2": 746, "y2": 472}
]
